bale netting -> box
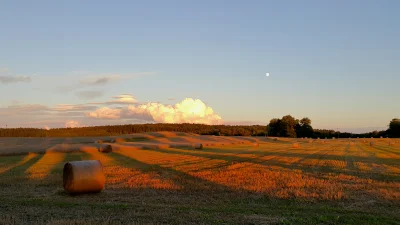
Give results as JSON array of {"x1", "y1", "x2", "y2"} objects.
[
  {"x1": 63, "y1": 160, "x2": 105, "y2": 194},
  {"x1": 98, "y1": 144, "x2": 112, "y2": 153},
  {"x1": 194, "y1": 143, "x2": 203, "y2": 149}
]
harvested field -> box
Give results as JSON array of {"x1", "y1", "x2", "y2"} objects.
[{"x1": 0, "y1": 132, "x2": 399, "y2": 225}]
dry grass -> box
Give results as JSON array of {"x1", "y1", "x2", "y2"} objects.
[{"x1": 0, "y1": 133, "x2": 399, "y2": 224}]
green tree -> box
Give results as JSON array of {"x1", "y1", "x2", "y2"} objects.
[
  {"x1": 296, "y1": 117, "x2": 314, "y2": 138},
  {"x1": 279, "y1": 115, "x2": 298, "y2": 137},
  {"x1": 388, "y1": 118, "x2": 400, "y2": 138}
]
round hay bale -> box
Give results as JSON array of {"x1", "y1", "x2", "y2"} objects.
[
  {"x1": 98, "y1": 144, "x2": 112, "y2": 153},
  {"x1": 273, "y1": 138, "x2": 278, "y2": 141},
  {"x1": 253, "y1": 142, "x2": 259, "y2": 147},
  {"x1": 292, "y1": 143, "x2": 300, "y2": 148},
  {"x1": 63, "y1": 160, "x2": 105, "y2": 194},
  {"x1": 370, "y1": 142, "x2": 375, "y2": 146},
  {"x1": 194, "y1": 143, "x2": 203, "y2": 149},
  {"x1": 308, "y1": 140, "x2": 313, "y2": 143}
]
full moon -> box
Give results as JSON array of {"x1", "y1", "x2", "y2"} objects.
[{"x1": 266, "y1": 72, "x2": 270, "y2": 77}]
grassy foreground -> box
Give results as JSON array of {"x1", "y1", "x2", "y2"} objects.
[{"x1": 0, "y1": 133, "x2": 399, "y2": 225}]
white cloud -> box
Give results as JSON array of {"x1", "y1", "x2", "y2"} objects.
[
  {"x1": 86, "y1": 98, "x2": 223, "y2": 125},
  {"x1": 44, "y1": 126, "x2": 50, "y2": 130}
]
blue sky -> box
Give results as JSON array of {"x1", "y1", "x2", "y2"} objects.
[{"x1": 0, "y1": 0, "x2": 399, "y2": 132}]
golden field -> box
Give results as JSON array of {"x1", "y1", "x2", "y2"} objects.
[{"x1": 0, "y1": 132, "x2": 399, "y2": 225}]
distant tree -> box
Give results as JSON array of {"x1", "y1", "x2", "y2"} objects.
[
  {"x1": 296, "y1": 117, "x2": 314, "y2": 138},
  {"x1": 388, "y1": 118, "x2": 400, "y2": 138},
  {"x1": 267, "y1": 118, "x2": 280, "y2": 136},
  {"x1": 279, "y1": 115, "x2": 298, "y2": 138}
]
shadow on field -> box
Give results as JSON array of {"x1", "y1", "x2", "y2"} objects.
[
  {"x1": 109, "y1": 151, "x2": 237, "y2": 193},
  {"x1": 141, "y1": 147, "x2": 400, "y2": 182},
  {"x1": 0, "y1": 154, "x2": 42, "y2": 178}
]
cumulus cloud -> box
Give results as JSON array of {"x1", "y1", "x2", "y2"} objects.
[
  {"x1": 76, "y1": 90, "x2": 104, "y2": 99},
  {"x1": 44, "y1": 126, "x2": 50, "y2": 130},
  {"x1": 86, "y1": 98, "x2": 223, "y2": 125},
  {"x1": 65, "y1": 120, "x2": 82, "y2": 128}
]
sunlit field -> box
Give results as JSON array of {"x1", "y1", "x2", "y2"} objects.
[{"x1": 0, "y1": 132, "x2": 399, "y2": 225}]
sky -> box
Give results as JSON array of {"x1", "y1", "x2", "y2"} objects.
[{"x1": 0, "y1": 0, "x2": 399, "y2": 133}]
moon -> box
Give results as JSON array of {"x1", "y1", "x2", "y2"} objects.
[{"x1": 266, "y1": 72, "x2": 270, "y2": 77}]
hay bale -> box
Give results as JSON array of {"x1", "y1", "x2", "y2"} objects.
[
  {"x1": 194, "y1": 143, "x2": 203, "y2": 149},
  {"x1": 95, "y1": 140, "x2": 105, "y2": 144},
  {"x1": 292, "y1": 143, "x2": 300, "y2": 148},
  {"x1": 98, "y1": 144, "x2": 112, "y2": 153},
  {"x1": 308, "y1": 140, "x2": 313, "y2": 143},
  {"x1": 273, "y1": 138, "x2": 278, "y2": 141},
  {"x1": 63, "y1": 160, "x2": 105, "y2": 194},
  {"x1": 370, "y1": 142, "x2": 374, "y2": 146},
  {"x1": 253, "y1": 142, "x2": 259, "y2": 147}
]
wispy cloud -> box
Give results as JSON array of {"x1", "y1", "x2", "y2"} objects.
[
  {"x1": 0, "y1": 104, "x2": 49, "y2": 115},
  {"x1": 79, "y1": 75, "x2": 120, "y2": 86},
  {"x1": 52, "y1": 71, "x2": 155, "y2": 93},
  {"x1": 0, "y1": 68, "x2": 31, "y2": 84},
  {"x1": 52, "y1": 104, "x2": 98, "y2": 111},
  {"x1": 89, "y1": 94, "x2": 138, "y2": 105},
  {"x1": 0, "y1": 76, "x2": 31, "y2": 84},
  {"x1": 76, "y1": 90, "x2": 104, "y2": 99}
]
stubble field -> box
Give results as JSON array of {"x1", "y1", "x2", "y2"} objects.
[{"x1": 0, "y1": 132, "x2": 399, "y2": 225}]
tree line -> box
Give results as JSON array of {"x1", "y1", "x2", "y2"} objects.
[
  {"x1": 0, "y1": 118, "x2": 398, "y2": 138},
  {"x1": 267, "y1": 116, "x2": 400, "y2": 138}
]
